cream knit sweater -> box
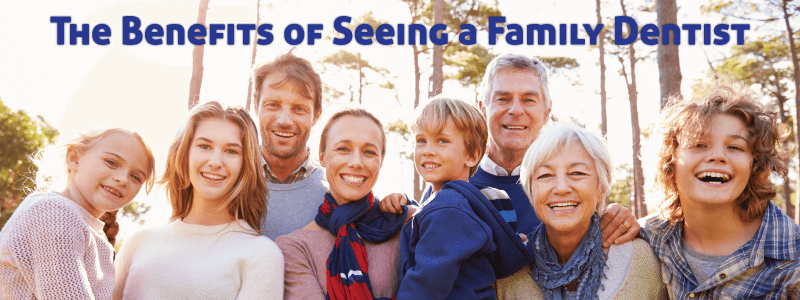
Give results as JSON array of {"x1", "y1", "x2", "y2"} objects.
[
  {"x1": 495, "y1": 238, "x2": 667, "y2": 300},
  {"x1": 113, "y1": 219, "x2": 283, "y2": 300},
  {"x1": 0, "y1": 192, "x2": 115, "y2": 300}
]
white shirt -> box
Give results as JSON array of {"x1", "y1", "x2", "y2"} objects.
[{"x1": 479, "y1": 156, "x2": 521, "y2": 176}]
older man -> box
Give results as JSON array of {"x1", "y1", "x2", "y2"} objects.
[
  {"x1": 472, "y1": 54, "x2": 638, "y2": 245},
  {"x1": 252, "y1": 51, "x2": 328, "y2": 238},
  {"x1": 383, "y1": 54, "x2": 638, "y2": 246}
]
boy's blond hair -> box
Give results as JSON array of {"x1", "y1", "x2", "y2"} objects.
[
  {"x1": 414, "y1": 96, "x2": 488, "y2": 176},
  {"x1": 655, "y1": 81, "x2": 788, "y2": 223}
]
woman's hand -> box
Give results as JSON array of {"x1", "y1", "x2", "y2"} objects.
[
  {"x1": 599, "y1": 203, "x2": 640, "y2": 249},
  {"x1": 380, "y1": 193, "x2": 408, "y2": 214}
]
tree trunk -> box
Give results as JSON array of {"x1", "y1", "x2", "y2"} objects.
[
  {"x1": 188, "y1": 0, "x2": 210, "y2": 111},
  {"x1": 430, "y1": 0, "x2": 444, "y2": 98},
  {"x1": 358, "y1": 53, "x2": 364, "y2": 105},
  {"x1": 656, "y1": 0, "x2": 682, "y2": 109},
  {"x1": 773, "y1": 69, "x2": 793, "y2": 216},
  {"x1": 597, "y1": 0, "x2": 609, "y2": 207},
  {"x1": 597, "y1": 0, "x2": 608, "y2": 138},
  {"x1": 245, "y1": 0, "x2": 261, "y2": 112},
  {"x1": 782, "y1": 0, "x2": 800, "y2": 224},
  {"x1": 620, "y1": 0, "x2": 646, "y2": 218}
]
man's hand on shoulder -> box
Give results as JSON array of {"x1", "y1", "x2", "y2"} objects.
[{"x1": 600, "y1": 203, "x2": 640, "y2": 249}]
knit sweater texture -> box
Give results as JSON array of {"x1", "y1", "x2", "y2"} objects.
[
  {"x1": 113, "y1": 219, "x2": 284, "y2": 300},
  {"x1": 495, "y1": 238, "x2": 667, "y2": 300},
  {"x1": 0, "y1": 192, "x2": 115, "y2": 300},
  {"x1": 470, "y1": 166, "x2": 541, "y2": 235},
  {"x1": 262, "y1": 164, "x2": 328, "y2": 238},
  {"x1": 275, "y1": 229, "x2": 401, "y2": 299}
]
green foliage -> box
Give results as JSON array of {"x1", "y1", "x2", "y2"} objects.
[
  {"x1": 715, "y1": 35, "x2": 793, "y2": 90},
  {"x1": 320, "y1": 49, "x2": 397, "y2": 104},
  {"x1": 0, "y1": 98, "x2": 59, "y2": 229},
  {"x1": 122, "y1": 201, "x2": 151, "y2": 225},
  {"x1": 386, "y1": 119, "x2": 413, "y2": 160},
  {"x1": 444, "y1": 44, "x2": 497, "y2": 101},
  {"x1": 537, "y1": 56, "x2": 580, "y2": 71},
  {"x1": 701, "y1": 0, "x2": 781, "y2": 24},
  {"x1": 608, "y1": 176, "x2": 633, "y2": 208}
]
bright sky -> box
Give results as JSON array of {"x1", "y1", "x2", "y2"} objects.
[{"x1": 0, "y1": 0, "x2": 780, "y2": 239}]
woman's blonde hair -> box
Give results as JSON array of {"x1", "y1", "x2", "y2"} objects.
[
  {"x1": 34, "y1": 127, "x2": 156, "y2": 194},
  {"x1": 159, "y1": 101, "x2": 267, "y2": 231},
  {"x1": 655, "y1": 82, "x2": 788, "y2": 222}
]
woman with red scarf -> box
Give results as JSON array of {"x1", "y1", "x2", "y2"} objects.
[{"x1": 275, "y1": 108, "x2": 412, "y2": 300}]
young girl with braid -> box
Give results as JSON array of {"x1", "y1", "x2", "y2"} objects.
[{"x1": 0, "y1": 128, "x2": 156, "y2": 299}]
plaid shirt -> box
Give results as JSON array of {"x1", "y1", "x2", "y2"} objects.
[
  {"x1": 263, "y1": 157, "x2": 313, "y2": 184},
  {"x1": 640, "y1": 202, "x2": 800, "y2": 299}
]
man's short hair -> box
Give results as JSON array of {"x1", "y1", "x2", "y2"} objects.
[
  {"x1": 252, "y1": 50, "x2": 322, "y2": 114},
  {"x1": 414, "y1": 96, "x2": 488, "y2": 176},
  {"x1": 480, "y1": 54, "x2": 552, "y2": 109}
]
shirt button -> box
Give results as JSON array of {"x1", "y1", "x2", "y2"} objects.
[
  {"x1": 689, "y1": 293, "x2": 696, "y2": 298},
  {"x1": 720, "y1": 273, "x2": 727, "y2": 279}
]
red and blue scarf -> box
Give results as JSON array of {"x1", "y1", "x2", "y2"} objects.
[{"x1": 316, "y1": 192, "x2": 407, "y2": 300}]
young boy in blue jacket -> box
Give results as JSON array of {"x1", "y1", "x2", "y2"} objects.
[{"x1": 396, "y1": 96, "x2": 532, "y2": 300}]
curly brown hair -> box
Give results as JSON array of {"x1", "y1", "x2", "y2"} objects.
[{"x1": 654, "y1": 82, "x2": 788, "y2": 223}]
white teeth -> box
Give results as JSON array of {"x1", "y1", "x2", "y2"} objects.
[
  {"x1": 342, "y1": 175, "x2": 366, "y2": 184},
  {"x1": 103, "y1": 186, "x2": 122, "y2": 197},
  {"x1": 696, "y1": 172, "x2": 730, "y2": 181},
  {"x1": 202, "y1": 172, "x2": 225, "y2": 180},
  {"x1": 549, "y1": 202, "x2": 578, "y2": 211},
  {"x1": 504, "y1": 126, "x2": 527, "y2": 130},
  {"x1": 273, "y1": 131, "x2": 296, "y2": 138},
  {"x1": 423, "y1": 163, "x2": 440, "y2": 169}
]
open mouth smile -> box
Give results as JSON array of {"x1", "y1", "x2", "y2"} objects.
[
  {"x1": 201, "y1": 172, "x2": 226, "y2": 181},
  {"x1": 695, "y1": 171, "x2": 731, "y2": 184},
  {"x1": 549, "y1": 202, "x2": 578, "y2": 211},
  {"x1": 102, "y1": 185, "x2": 122, "y2": 198},
  {"x1": 341, "y1": 174, "x2": 366, "y2": 184},
  {"x1": 273, "y1": 130, "x2": 297, "y2": 138},
  {"x1": 502, "y1": 125, "x2": 528, "y2": 130},
  {"x1": 422, "y1": 163, "x2": 441, "y2": 170}
]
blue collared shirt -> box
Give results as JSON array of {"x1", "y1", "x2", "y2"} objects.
[{"x1": 640, "y1": 202, "x2": 800, "y2": 299}]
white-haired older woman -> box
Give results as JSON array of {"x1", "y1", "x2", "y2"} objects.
[{"x1": 495, "y1": 123, "x2": 666, "y2": 300}]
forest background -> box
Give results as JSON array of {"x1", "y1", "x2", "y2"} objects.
[{"x1": 2, "y1": 0, "x2": 798, "y2": 245}]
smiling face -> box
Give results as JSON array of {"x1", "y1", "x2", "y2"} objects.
[
  {"x1": 415, "y1": 118, "x2": 480, "y2": 192},
  {"x1": 257, "y1": 71, "x2": 320, "y2": 161},
  {"x1": 66, "y1": 133, "x2": 149, "y2": 218},
  {"x1": 482, "y1": 68, "x2": 551, "y2": 157},
  {"x1": 320, "y1": 115, "x2": 384, "y2": 205},
  {"x1": 530, "y1": 142, "x2": 602, "y2": 237},
  {"x1": 188, "y1": 118, "x2": 244, "y2": 204},
  {"x1": 674, "y1": 114, "x2": 753, "y2": 210}
]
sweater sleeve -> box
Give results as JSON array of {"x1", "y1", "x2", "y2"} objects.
[
  {"x1": 275, "y1": 235, "x2": 326, "y2": 300},
  {"x1": 7, "y1": 200, "x2": 97, "y2": 299},
  {"x1": 237, "y1": 239, "x2": 284, "y2": 299},
  {"x1": 397, "y1": 207, "x2": 493, "y2": 300}
]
